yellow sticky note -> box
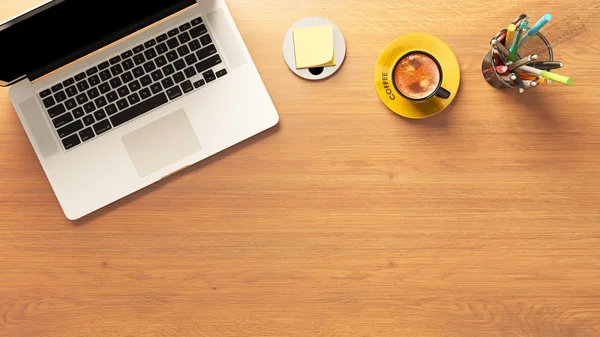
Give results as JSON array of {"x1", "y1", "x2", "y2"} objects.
[{"x1": 292, "y1": 25, "x2": 336, "y2": 69}]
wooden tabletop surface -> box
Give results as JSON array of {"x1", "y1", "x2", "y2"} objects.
[{"x1": 1, "y1": 1, "x2": 600, "y2": 336}]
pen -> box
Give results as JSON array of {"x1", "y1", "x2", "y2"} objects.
[
  {"x1": 491, "y1": 39, "x2": 515, "y2": 61},
  {"x1": 512, "y1": 71, "x2": 525, "y2": 93},
  {"x1": 520, "y1": 14, "x2": 552, "y2": 46},
  {"x1": 530, "y1": 61, "x2": 564, "y2": 70},
  {"x1": 507, "y1": 54, "x2": 538, "y2": 71},
  {"x1": 523, "y1": 80, "x2": 539, "y2": 88},
  {"x1": 516, "y1": 65, "x2": 573, "y2": 85},
  {"x1": 505, "y1": 24, "x2": 517, "y2": 47},
  {"x1": 509, "y1": 19, "x2": 529, "y2": 59},
  {"x1": 496, "y1": 65, "x2": 509, "y2": 75}
]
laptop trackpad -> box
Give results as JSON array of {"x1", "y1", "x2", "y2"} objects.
[{"x1": 122, "y1": 109, "x2": 201, "y2": 178}]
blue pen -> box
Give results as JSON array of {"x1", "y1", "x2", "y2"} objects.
[
  {"x1": 509, "y1": 19, "x2": 529, "y2": 59},
  {"x1": 520, "y1": 14, "x2": 552, "y2": 46}
]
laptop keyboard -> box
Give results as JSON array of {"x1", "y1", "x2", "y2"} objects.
[{"x1": 38, "y1": 16, "x2": 228, "y2": 151}]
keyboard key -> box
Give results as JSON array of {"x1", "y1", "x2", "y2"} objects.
[
  {"x1": 99, "y1": 82, "x2": 111, "y2": 94},
  {"x1": 40, "y1": 89, "x2": 52, "y2": 98},
  {"x1": 51, "y1": 83, "x2": 63, "y2": 93},
  {"x1": 177, "y1": 45, "x2": 190, "y2": 57},
  {"x1": 53, "y1": 111, "x2": 73, "y2": 128},
  {"x1": 144, "y1": 39, "x2": 156, "y2": 48},
  {"x1": 111, "y1": 93, "x2": 168, "y2": 127},
  {"x1": 110, "y1": 56, "x2": 122, "y2": 65},
  {"x1": 161, "y1": 77, "x2": 175, "y2": 89},
  {"x1": 117, "y1": 98, "x2": 129, "y2": 110},
  {"x1": 75, "y1": 72, "x2": 86, "y2": 81},
  {"x1": 65, "y1": 85, "x2": 78, "y2": 97},
  {"x1": 216, "y1": 69, "x2": 227, "y2": 78},
  {"x1": 174, "y1": 60, "x2": 186, "y2": 71},
  {"x1": 121, "y1": 71, "x2": 134, "y2": 83},
  {"x1": 189, "y1": 39, "x2": 201, "y2": 51},
  {"x1": 65, "y1": 98, "x2": 77, "y2": 110},
  {"x1": 99, "y1": 69, "x2": 112, "y2": 81},
  {"x1": 62, "y1": 78, "x2": 75, "y2": 87},
  {"x1": 110, "y1": 64, "x2": 123, "y2": 76},
  {"x1": 88, "y1": 75, "x2": 101, "y2": 86},
  {"x1": 93, "y1": 119, "x2": 112, "y2": 135},
  {"x1": 144, "y1": 48, "x2": 157, "y2": 60},
  {"x1": 185, "y1": 54, "x2": 197, "y2": 66},
  {"x1": 151, "y1": 69, "x2": 164, "y2": 82},
  {"x1": 98, "y1": 61, "x2": 110, "y2": 70},
  {"x1": 168, "y1": 28, "x2": 179, "y2": 37},
  {"x1": 190, "y1": 24, "x2": 207, "y2": 39},
  {"x1": 107, "y1": 91, "x2": 119, "y2": 103},
  {"x1": 77, "y1": 80, "x2": 90, "y2": 92},
  {"x1": 173, "y1": 72, "x2": 185, "y2": 83},
  {"x1": 57, "y1": 119, "x2": 84, "y2": 138},
  {"x1": 94, "y1": 109, "x2": 107, "y2": 121},
  {"x1": 196, "y1": 44, "x2": 217, "y2": 61},
  {"x1": 156, "y1": 43, "x2": 169, "y2": 55},
  {"x1": 139, "y1": 88, "x2": 151, "y2": 100},
  {"x1": 163, "y1": 64, "x2": 175, "y2": 76},
  {"x1": 43, "y1": 96, "x2": 56, "y2": 108},
  {"x1": 179, "y1": 32, "x2": 190, "y2": 44},
  {"x1": 180, "y1": 80, "x2": 193, "y2": 93},
  {"x1": 84, "y1": 102, "x2": 96, "y2": 113},
  {"x1": 121, "y1": 50, "x2": 133, "y2": 59},
  {"x1": 155, "y1": 55, "x2": 167, "y2": 67},
  {"x1": 73, "y1": 107, "x2": 85, "y2": 119},
  {"x1": 203, "y1": 69, "x2": 216, "y2": 83},
  {"x1": 128, "y1": 92, "x2": 141, "y2": 105},
  {"x1": 191, "y1": 17, "x2": 202, "y2": 26},
  {"x1": 195, "y1": 55, "x2": 222, "y2": 73},
  {"x1": 62, "y1": 134, "x2": 81, "y2": 150},
  {"x1": 86, "y1": 67, "x2": 98, "y2": 76},
  {"x1": 167, "y1": 86, "x2": 183, "y2": 100},
  {"x1": 95, "y1": 96, "x2": 107, "y2": 108},
  {"x1": 143, "y1": 61, "x2": 156, "y2": 73},
  {"x1": 140, "y1": 75, "x2": 152, "y2": 87},
  {"x1": 150, "y1": 82, "x2": 163, "y2": 94},
  {"x1": 166, "y1": 51, "x2": 178, "y2": 62},
  {"x1": 199, "y1": 34, "x2": 212, "y2": 46},
  {"x1": 76, "y1": 93, "x2": 89, "y2": 105},
  {"x1": 54, "y1": 91, "x2": 67, "y2": 103},
  {"x1": 167, "y1": 37, "x2": 179, "y2": 49},
  {"x1": 118, "y1": 86, "x2": 130, "y2": 98},
  {"x1": 47, "y1": 103, "x2": 65, "y2": 118},
  {"x1": 133, "y1": 44, "x2": 145, "y2": 54},
  {"x1": 179, "y1": 22, "x2": 191, "y2": 31},
  {"x1": 156, "y1": 34, "x2": 168, "y2": 42},
  {"x1": 105, "y1": 104, "x2": 118, "y2": 116},
  {"x1": 122, "y1": 59, "x2": 135, "y2": 71},
  {"x1": 79, "y1": 127, "x2": 95, "y2": 142},
  {"x1": 132, "y1": 66, "x2": 145, "y2": 78},
  {"x1": 110, "y1": 77, "x2": 123, "y2": 89},
  {"x1": 88, "y1": 88, "x2": 100, "y2": 99},
  {"x1": 82, "y1": 114, "x2": 95, "y2": 126},
  {"x1": 193, "y1": 79, "x2": 205, "y2": 88},
  {"x1": 184, "y1": 66, "x2": 197, "y2": 78},
  {"x1": 129, "y1": 80, "x2": 141, "y2": 92}
]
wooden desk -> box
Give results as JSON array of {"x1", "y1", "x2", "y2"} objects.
[{"x1": 1, "y1": 1, "x2": 599, "y2": 336}]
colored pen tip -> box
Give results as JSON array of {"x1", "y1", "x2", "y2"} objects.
[{"x1": 544, "y1": 14, "x2": 552, "y2": 21}]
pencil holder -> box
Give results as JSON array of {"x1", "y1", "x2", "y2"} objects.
[{"x1": 482, "y1": 14, "x2": 554, "y2": 90}]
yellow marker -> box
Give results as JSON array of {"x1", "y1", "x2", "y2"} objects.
[
  {"x1": 505, "y1": 24, "x2": 517, "y2": 47},
  {"x1": 292, "y1": 25, "x2": 336, "y2": 69}
]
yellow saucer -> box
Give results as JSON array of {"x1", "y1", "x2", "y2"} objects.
[{"x1": 374, "y1": 33, "x2": 460, "y2": 119}]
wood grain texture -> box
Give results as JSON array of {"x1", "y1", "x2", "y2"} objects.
[{"x1": 1, "y1": 1, "x2": 600, "y2": 336}]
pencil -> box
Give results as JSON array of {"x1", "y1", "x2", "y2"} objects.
[
  {"x1": 517, "y1": 65, "x2": 573, "y2": 86},
  {"x1": 509, "y1": 19, "x2": 529, "y2": 59},
  {"x1": 505, "y1": 24, "x2": 517, "y2": 47},
  {"x1": 520, "y1": 14, "x2": 552, "y2": 47},
  {"x1": 507, "y1": 54, "x2": 538, "y2": 71}
]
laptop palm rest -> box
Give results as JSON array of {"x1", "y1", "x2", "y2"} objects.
[{"x1": 122, "y1": 109, "x2": 201, "y2": 178}]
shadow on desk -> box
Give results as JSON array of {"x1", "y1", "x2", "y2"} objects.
[{"x1": 72, "y1": 123, "x2": 281, "y2": 226}]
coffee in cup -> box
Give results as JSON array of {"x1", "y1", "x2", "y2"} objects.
[{"x1": 392, "y1": 51, "x2": 451, "y2": 102}]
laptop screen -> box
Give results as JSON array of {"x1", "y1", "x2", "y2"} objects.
[{"x1": 0, "y1": 0, "x2": 196, "y2": 85}]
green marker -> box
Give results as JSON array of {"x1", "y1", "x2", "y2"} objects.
[
  {"x1": 509, "y1": 19, "x2": 529, "y2": 59},
  {"x1": 518, "y1": 65, "x2": 573, "y2": 86}
]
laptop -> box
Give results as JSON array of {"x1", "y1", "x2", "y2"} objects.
[{"x1": 0, "y1": 0, "x2": 279, "y2": 220}]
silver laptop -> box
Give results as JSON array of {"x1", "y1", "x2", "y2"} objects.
[{"x1": 1, "y1": 0, "x2": 279, "y2": 220}]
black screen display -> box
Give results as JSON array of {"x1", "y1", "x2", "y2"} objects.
[{"x1": 0, "y1": 0, "x2": 195, "y2": 84}]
